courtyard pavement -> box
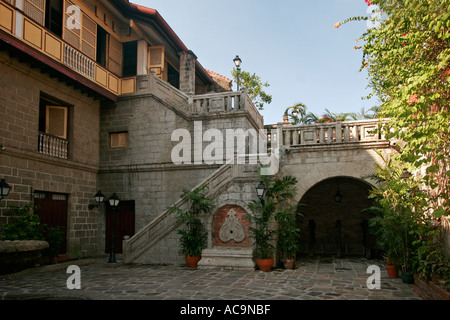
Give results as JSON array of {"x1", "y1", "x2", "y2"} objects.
[{"x1": 0, "y1": 256, "x2": 421, "y2": 302}]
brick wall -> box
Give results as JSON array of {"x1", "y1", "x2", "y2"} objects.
[{"x1": 0, "y1": 51, "x2": 101, "y2": 258}]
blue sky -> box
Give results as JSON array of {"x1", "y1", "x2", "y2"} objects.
[{"x1": 134, "y1": 0, "x2": 378, "y2": 125}]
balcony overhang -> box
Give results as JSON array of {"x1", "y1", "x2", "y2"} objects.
[{"x1": 0, "y1": 29, "x2": 118, "y2": 102}]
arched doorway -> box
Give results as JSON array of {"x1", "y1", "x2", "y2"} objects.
[{"x1": 297, "y1": 177, "x2": 377, "y2": 258}]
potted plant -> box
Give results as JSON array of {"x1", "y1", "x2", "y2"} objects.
[
  {"x1": 247, "y1": 176, "x2": 298, "y2": 271},
  {"x1": 275, "y1": 205, "x2": 303, "y2": 269},
  {"x1": 169, "y1": 185, "x2": 215, "y2": 268},
  {"x1": 363, "y1": 152, "x2": 424, "y2": 283},
  {"x1": 43, "y1": 225, "x2": 65, "y2": 264},
  {"x1": 247, "y1": 198, "x2": 276, "y2": 271}
]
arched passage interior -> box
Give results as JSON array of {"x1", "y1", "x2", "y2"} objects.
[{"x1": 297, "y1": 176, "x2": 378, "y2": 258}]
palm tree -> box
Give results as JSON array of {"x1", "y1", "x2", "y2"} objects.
[
  {"x1": 355, "y1": 106, "x2": 380, "y2": 119},
  {"x1": 319, "y1": 108, "x2": 358, "y2": 122},
  {"x1": 284, "y1": 102, "x2": 307, "y2": 124}
]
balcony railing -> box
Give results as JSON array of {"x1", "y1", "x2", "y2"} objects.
[
  {"x1": 63, "y1": 44, "x2": 95, "y2": 80},
  {"x1": 38, "y1": 132, "x2": 68, "y2": 159},
  {"x1": 0, "y1": 1, "x2": 136, "y2": 97},
  {"x1": 277, "y1": 119, "x2": 386, "y2": 147},
  {"x1": 134, "y1": 74, "x2": 264, "y2": 128}
]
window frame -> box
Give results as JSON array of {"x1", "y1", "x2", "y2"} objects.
[{"x1": 110, "y1": 132, "x2": 128, "y2": 149}]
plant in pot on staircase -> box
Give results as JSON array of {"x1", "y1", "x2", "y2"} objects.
[
  {"x1": 247, "y1": 175, "x2": 298, "y2": 272},
  {"x1": 169, "y1": 185, "x2": 215, "y2": 268}
]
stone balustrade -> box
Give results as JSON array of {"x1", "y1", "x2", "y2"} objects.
[
  {"x1": 38, "y1": 132, "x2": 69, "y2": 159},
  {"x1": 277, "y1": 119, "x2": 386, "y2": 147},
  {"x1": 135, "y1": 74, "x2": 264, "y2": 127}
]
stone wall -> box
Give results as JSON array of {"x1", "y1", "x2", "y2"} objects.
[
  {"x1": 99, "y1": 75, "x2": 264, "y2": 261},
  {"x1": 0, "y1": 51, "x2": 101, "y2": 258},
  {"x1": 278, "y1": 143, "x2": 396, "y2": 203}
]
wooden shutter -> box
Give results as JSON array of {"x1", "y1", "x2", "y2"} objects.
[
  {"x1": 110, "y1": 132, "x2": 128, "y2": 148},
  {"x1": 24, "y1": 0, "x2": 45, "y2": 25},
  {"x1": 108, "y1": 35, "x2": 122, "y2": 76},
  {"x1": 81, "y1": 12, "x2": 96, "y2": 60},
  {"x1": 63, "y1": 0, "x2": 97, "y2": 60},
  {"x1": 46, "y1": 106, "x2": 68, "y2": 139},
  {"x1": 63, "y1": 0, "x2": 80, "y2": 50},
  {"x1": 148, "y1": 46, "x2": 164, "y2": 79}
]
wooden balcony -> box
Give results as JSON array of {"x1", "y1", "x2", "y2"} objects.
[{"x1": 0, "y1": 1, "x2": 136, "y2": 99}]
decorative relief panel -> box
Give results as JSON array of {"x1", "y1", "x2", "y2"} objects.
[
  {"x1": 219, "y1": 209, "x2": 245, "y2": 243},
  {"x1": 213, "y1": 205, "x2": 251, "y2": 248}
]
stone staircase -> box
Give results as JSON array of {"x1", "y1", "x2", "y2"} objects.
[{"x1": 122, "y1": 156, "x2": 262, "y2": 265}]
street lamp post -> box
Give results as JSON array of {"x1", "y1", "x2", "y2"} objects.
[
  {"x1": 108, "y1": 193, "x2": 120, "y2": 263},
  {"x1": 233, "y1": 55, "x2": 242, "y2": 91}
]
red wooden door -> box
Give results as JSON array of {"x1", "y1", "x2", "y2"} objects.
[
  {"x1": 34, "y1": 192, "x2": 68, "y2": 254},
  {"x1": 105, "y1": 200, "x2": 135, "y2": 254}
]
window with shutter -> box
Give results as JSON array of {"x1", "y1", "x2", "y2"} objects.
[
  {"x1": 46, "y1": 106, "x2": 68, "y2": 139},
  {"x1": 24, "y1": 0, "x2": 45, "y2": 26},
  {"x1": 63, "y1": 0, "x2": 80, "y2": 50},
  {"x1": 82, "y1": 12, "x2": 97, "y2": 60},
  {"x1": 110, "y1": 132, "x2": 128, "y2": 148},
  {"x1": 108, "y1": 35, "x2": 122, "y2": 76},
  {"x1": 148, "y1": 46, "x2": 164, "y2": 79}
]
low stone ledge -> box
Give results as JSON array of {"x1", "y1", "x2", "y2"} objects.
[
  {"x1": 0, "y1": 240, "x2": 49, "y2": 253},
  {"x1": 198, "y1": 247, "x2": 255, "y2": 270},
  {"x1": 0, "y1": 240, "x2": 49, "y2": 275}
]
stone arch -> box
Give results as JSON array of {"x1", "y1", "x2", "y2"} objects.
[{"x1": 296, "y1": 176, "x2": 378, "y2": 258}]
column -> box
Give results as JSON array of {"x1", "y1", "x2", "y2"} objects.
[{"x1": 178, "y1": 50, "x2": 197, "y2": 95}]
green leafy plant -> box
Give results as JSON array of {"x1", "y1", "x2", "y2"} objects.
[
  {"x1": 169, "y1": 185, "x2": 215, "y2": 257},
  {"x1": 363, "y1": 151, "x2": 429, "y2": 272},
  {"x1": 340, "y1": 0, "x2": 450, "y2": 220},
  {"x1": 43, "y1": 225, "x2": 65, "y2": 257},
  {"x1": 232, "y1": 68, "x2": 272, "y2": 110},
  {"x1": 1, "y1": 203, "x2": 66, "y2": 259},
  {"x1": 0, "y1": 204, "x2": 44, "y2": 241},
  {"x1": 275, "y1": 204, "x2": 303, "y2": 260},
  {"x1": 247, "y1": 175, "x2": 298, "y2": 260}
]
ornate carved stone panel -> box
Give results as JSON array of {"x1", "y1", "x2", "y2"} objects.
[
  {"x1": 219, "y1": 209, "x2": 245, "y2": 243},
  {"x1": 213, "y1": 205, "x2": 251, "y2": 248}
]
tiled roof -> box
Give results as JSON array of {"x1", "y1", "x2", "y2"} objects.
[{"x1": 205, "y1": 69, "x2": 232, "y2": 84}]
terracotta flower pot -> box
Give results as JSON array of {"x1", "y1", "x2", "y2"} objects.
[
  {"x1": 385, "y1": 264, "x2": 398, "y2": 278},
  {"x1": 185, "y1": 256, "x2": 201, "y2": 268},
  {"x1": 256, "y1": 258, "x2": 274, "y2": 272},
  {"x1": 283, "y1": 259, "x2": 295, "y2": 269}
]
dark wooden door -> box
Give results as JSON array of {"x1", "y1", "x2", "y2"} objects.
[
  {"x1": 34, "y1": 192, "x2": 68, "y2": 254},
  {"x1": 105, "y1": 200, "x2": 135, "y2": 254}
]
